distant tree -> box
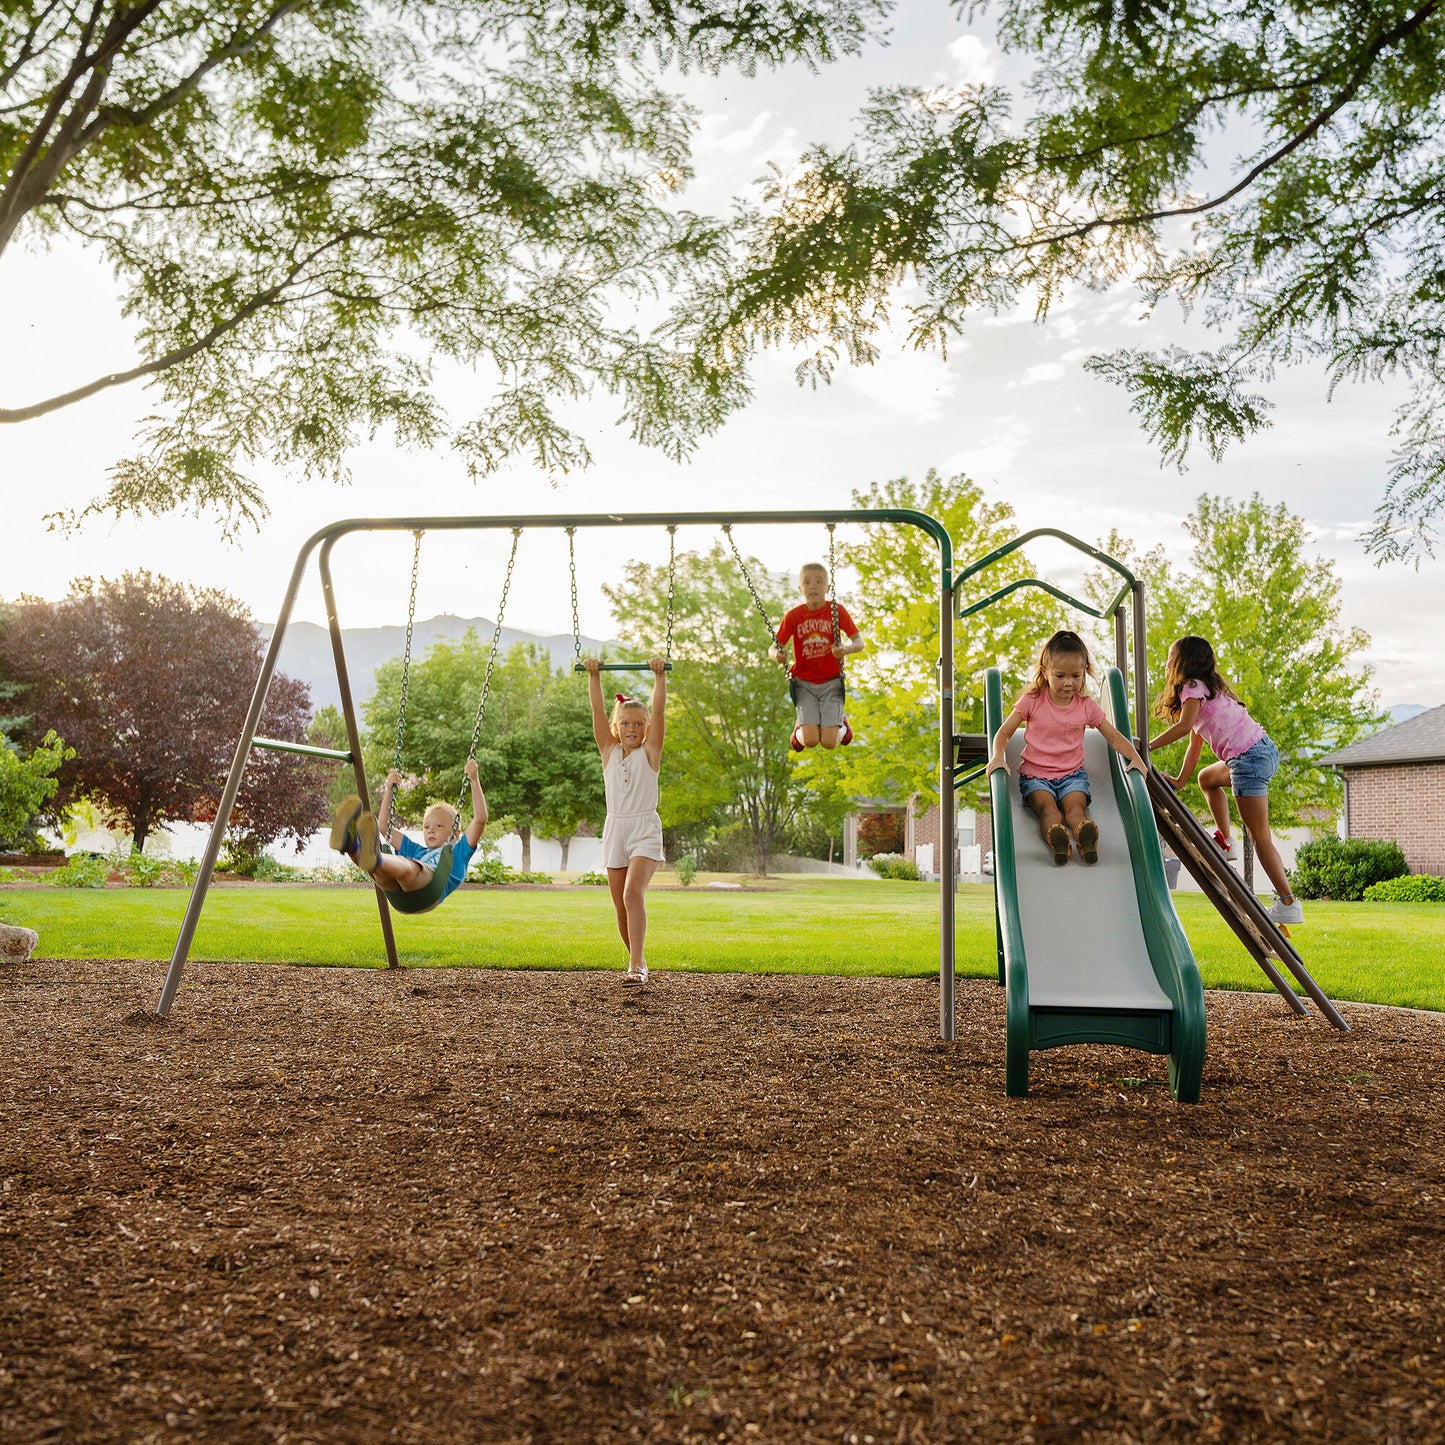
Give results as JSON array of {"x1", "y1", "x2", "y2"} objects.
[
  {"x1": 831, "y1": 470, "x2": 1061, "y2": 813},
  {"x1": 1, "y1": 1, "x2": 880, "y2": 535},
  {"x1": 363, "y1": 636, "x2": 567, "y2": 867},
  {"x1": 532, "y1": 680, "x2": 606, "y2": 871},
  {"x1": 1089, "y1": 494, "x2": 1385, "y2": 828},
  {"x1": 605, "y1": 543, "x2": 799, "y2": 873},
  {"x1": 306, "y1": 704, "x2": 360, "y2": 810},
  {"x1": 0, "y1": 730, "x2": 72, "y2": 853},
  {"x1": 726, "y1": 1, "x2": 1445, "y2": 560},
  {"x1": 0, "y1": 573, "x2": 327, "y2": 853}
]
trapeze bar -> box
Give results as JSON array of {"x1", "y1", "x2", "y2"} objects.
[
  {"x1": 251, "y1": 736, "x2": 354, "y2": 763},
  {"x1": 573, "y1": 661, "x2": 674, "y2": 673}
]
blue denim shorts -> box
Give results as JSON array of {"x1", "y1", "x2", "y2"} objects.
[
  {"x1": 1227, "y1": 735, "x2": 1278, "y2": 797},
  {"x1": 1019, "y1": 767, "x2": 1092, "y2": 806}
]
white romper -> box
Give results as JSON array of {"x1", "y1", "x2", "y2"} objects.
[{"x1": 601, "y1": 743, "x2": 664, "y2": 868}]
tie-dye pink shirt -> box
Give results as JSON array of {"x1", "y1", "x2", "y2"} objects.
[{"x1": 1181, "y1": 680, "x2": 1266, "y2": 761}]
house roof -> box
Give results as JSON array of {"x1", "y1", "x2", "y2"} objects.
[{"x1": 1316, "y1": 703, "x2": 1445, "y2": 768}]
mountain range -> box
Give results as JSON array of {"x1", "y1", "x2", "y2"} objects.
[
  {"x1": 264, "y1": 615, "x2": 616, "y2": 714},
  {"x1": 264, "y1": 616, "x2": 1435, "y2": 727}
]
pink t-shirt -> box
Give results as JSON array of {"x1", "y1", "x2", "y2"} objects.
[
  {"x1": 1016, "y1": 689, "x2": 1106, "y2": 777},
  {"x1": 1180, "y1": 680, "x2": 1266, "y2": 762}
]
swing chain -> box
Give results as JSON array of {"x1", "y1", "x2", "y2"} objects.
[
  {"x1": 567, "y1": 527, "x2": 581, "y2": 668},
  {"x1": 391, "y1": 530, "x2": 424, "y2": 798},
  {"x1": 457, "y1": 528, "x2": 522, "y2": 815},
  {"x1": 827, "y1": 522, "x2": 842, "y2": 672},
  {"x1": 664, "y1": 525, "x2": 677, "y2": 662},
  {"x1": 722, "y1": 524, "x2": 777, "y2": 639}
]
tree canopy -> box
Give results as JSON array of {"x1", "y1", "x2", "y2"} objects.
[
  {"x1": 1087, "y1": 493, "x2": 1384, "y2": 828},
  {"x1": 829, "y1": 470, "x2": 1059, "y2": 812},
  {"x1": 727, "y1": 0, "x2": 1445, "y2": 561},
  {"x1": 606, "y1": 542, "x2": 800, "y2": 872},
  {"x1": 0, "y1": 571, "x2": 327, "y2": 852},
  {"x1": 2, "y1": 0, "x2": 882, "y2": 534}
]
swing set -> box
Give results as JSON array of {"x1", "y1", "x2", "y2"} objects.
[{"x1": 156, "y1": 509, "x2": 959, "y2": 1023}]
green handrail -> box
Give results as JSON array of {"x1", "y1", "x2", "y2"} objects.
[{"x1": 252, "y1": 736, "x2": 353, "y2": 763}]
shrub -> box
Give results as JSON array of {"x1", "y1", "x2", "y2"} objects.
[
  {"x1": 49, "y1": 853, "x2": 110, "y2": 889},
  {"x1": 1362, "y1": 874, "x2": 1445, "y2": 903},
  {"x1": 868, "y1": 852, "x2": 921, "y2": 881},
  {"x1": 571, "y1": 871, "x2": 609, "y2": 886},
  {"x1": 674, "y1": 855, "x2": 698, "y2": 886},
  {"x1": 119, "y1": 853, "x2": 166, "y2": 888},
  {"x1": 470, "y1": 855, "x2": 513, "y2": 886},
  {"x1": 1291, "y1": 838, "x2": 1408, "y2": 901},
  {"x1": 701, "y1": 823, "x2": 756, "y2": 873},
  {"x1": 468, "y1": 857, "x2": 552, "y2": 886},
  {"x1": 856, "y1": 812, "x2": 905, "y2": 858}
]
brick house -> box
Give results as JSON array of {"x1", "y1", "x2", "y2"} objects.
[{"x1": 1316, "y1": 704, "x2": 1445, "y2": 876}]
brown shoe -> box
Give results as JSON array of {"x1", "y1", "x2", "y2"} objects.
[
  {"x1": 354, "y1": 812, "x2": 381, "y2": 874},
  {"x1": 330, "y1": 795, "x2": 363, "y2": 853},
  {"x1": 1048, "y1": 824, "x2": 1070, "y2": 865},
  {"x1": 1077, "y1": 820, "x2": 1099, "y2": 865}
]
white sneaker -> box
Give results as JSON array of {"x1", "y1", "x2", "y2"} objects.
[
  {"x1": 1213, "y1": 830, "x2": 1237, "y2": 861},
  {"x1": 1267, "y1": 895, "x2": 1303, "y2": 925}
]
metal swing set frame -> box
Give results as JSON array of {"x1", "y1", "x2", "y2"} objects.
[{"x1": 155, "y1": 508, "x2": 961, "y2": 1026}]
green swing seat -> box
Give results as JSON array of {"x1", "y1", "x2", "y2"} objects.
[{"x1": 383, "y1": 842, "x2": 454, "y2": 916}]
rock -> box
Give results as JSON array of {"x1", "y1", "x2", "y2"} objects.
[{"x1": 0, "y1": 924, "x2": 39, "y2": 963}]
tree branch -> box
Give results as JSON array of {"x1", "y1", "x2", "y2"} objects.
[
  {"x1": 0, "y1": 226, "x2": 371, "y2": 424},
  {"x1": 1008, "y1": 1, "x2": 1442, "y2": 252}
]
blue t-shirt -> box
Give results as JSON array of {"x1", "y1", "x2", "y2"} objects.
[{"x1": 397, "y1": 833, "x2": 476, "y2": 900}]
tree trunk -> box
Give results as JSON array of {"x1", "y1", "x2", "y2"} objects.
[
  {"x1": 1243, "y1": 831, "x2": 1255, "y2": 892},
  {"x1": 558, "y1": 834, "x2": 570, "y2": 871},
  {"x1": 519, "y1": 825, "x2": 531, "y2": 873}
]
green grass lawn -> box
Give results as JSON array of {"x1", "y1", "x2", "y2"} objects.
[{"x1": 6, "y1": 876, "x2": 1443, "y2": 1010}]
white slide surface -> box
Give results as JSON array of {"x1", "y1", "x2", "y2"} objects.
[{"x1": 1002, "y1": 729, "x2": 1173, "y2": 1013}]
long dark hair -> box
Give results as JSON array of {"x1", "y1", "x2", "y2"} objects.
[
  {"x1": 1022, "y1": 629, "x2": 1095, "y2": 699},
  {"x1": 1154, "y1": 635, "x2": 1242, "y2": 719}
]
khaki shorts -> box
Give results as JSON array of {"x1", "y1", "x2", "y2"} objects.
[{"x1": 793, "y1": 676, "x2": 845, "y2": 730}]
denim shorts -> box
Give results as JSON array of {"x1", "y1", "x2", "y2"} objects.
[
  {"x1": 1019, "y1": 767, "x2": 1092, "y2": 806},
  {"x1": 1227, "y1": 735, "x2": 1278, "y2": 797}
]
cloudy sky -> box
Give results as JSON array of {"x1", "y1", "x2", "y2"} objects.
[{"x1": 4, "y1": 7, "x2": 1440, "y2": 707}]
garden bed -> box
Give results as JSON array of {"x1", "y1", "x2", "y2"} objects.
[{"x1": 1, "y1": 961, "x2": 1441, "y2": 1442}]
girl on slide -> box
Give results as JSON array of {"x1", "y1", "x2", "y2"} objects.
[
  {"x1": 583, "y1": 657, "x2": 667, "y2": 985},
  {"x1": 986, "y1": 630, "x2": 1147, "y2": 865},
  {"x1": 1150, "y1": 635, "x2": 1302, "y2": 924}
]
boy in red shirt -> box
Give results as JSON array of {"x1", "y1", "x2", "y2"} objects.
[{"x1": 769, "y1": 562, "x2": 865, "y2": 750}]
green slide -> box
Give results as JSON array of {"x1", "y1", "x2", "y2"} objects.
[{"x1": 985, "y1": 667, "x2": 1206, "y2": 1102}]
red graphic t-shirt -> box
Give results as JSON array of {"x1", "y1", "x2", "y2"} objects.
[{"x1": 777, "y1": 603, "x2": 857, "y2": 684}]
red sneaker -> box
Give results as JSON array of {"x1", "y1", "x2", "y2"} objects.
[
  {"x1": 790, "y1": 726, "x2": 806, "y2": 752},
  {"x1": 839, "y1": 718, "x2": 854, "y2": 746}
]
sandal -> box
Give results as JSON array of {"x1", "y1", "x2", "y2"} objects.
[
  {"x1": 1048, "y1": 824, "x2": 1070, "y2": 866},
  {"x1": 622, "y1": 959, "x2": 648, "y2": 986},
  {"x1": 1077, "y1": 820, "x2": 1099, "y2": 865}
]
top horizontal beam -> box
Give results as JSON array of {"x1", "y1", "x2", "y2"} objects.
[{"x1": 303, "y1": 509, "x2": 952, "y2": 573}]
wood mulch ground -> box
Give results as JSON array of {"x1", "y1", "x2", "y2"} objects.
[{"x1": 2, "y1": 960, "x2": 1442, "y2": 1444}]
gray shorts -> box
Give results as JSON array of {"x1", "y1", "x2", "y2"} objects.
[{"x1": 794, "y1": 675, "x2": 845, "y2": 730}]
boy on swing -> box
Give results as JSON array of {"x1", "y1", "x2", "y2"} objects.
[
  {"x1": 330, "y1": 758, "x2": 488, "y2": 900},
  {"x1": 769, "y1": 562, "x2": 864, "y2": 751}
]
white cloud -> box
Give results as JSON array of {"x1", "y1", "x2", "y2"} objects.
[
  {"x1": 840, "y1": 344, "x2": 960, "y2": 423},
  {"x1": 693, "y1": 110, "x2": 775, "y2": 156},
  {"x1": 941, "y1": 415, "x2": 1032, "y2": 479},
  {"x1": 1014, "y1": 362, "x2": 1066, "y2": 386},
  {"x1": 947, "y1": 35, "x2": 997, "y2": 86}
]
